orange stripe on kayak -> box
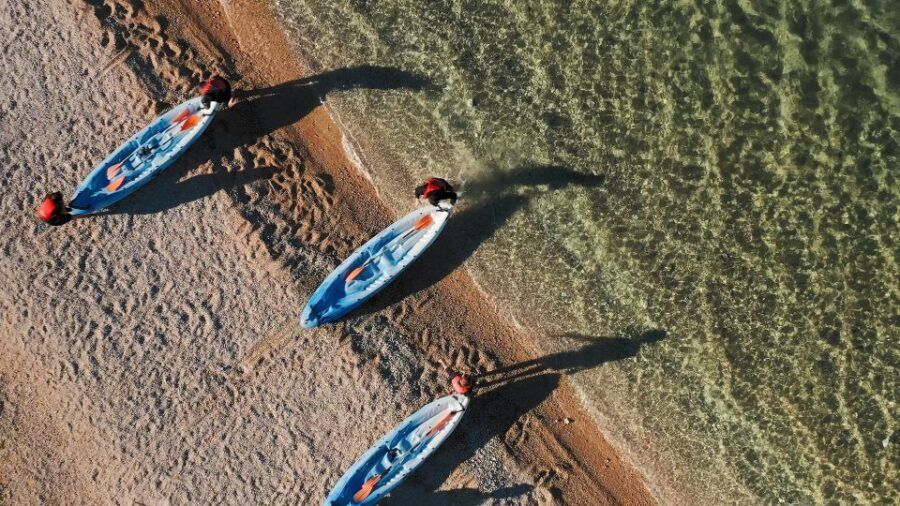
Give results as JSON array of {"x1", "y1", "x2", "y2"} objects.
[
  {"x1": 352, "y1": 474, "x2": 382, "y2": 503},
  {"x1": 180, "y1": 113, "x2": 201, "y2": 131},
  {"x1": 172, "y1": 108, "x2": 191, "y2": 124},
  {"x1": 413, "y1": 214, "x2": 433, "y2": 231},
  {"x1": 106, "y1": 162, "x2": 123, "y2": 179},
  {"x1": 106, "y1": 175, "x2": 126, "y2": 192}
]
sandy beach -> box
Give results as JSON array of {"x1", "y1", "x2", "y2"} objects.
[{"x1": 0, "y1": 0, "x2": 656, "y2": 504}]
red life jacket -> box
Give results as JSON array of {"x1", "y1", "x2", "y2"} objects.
[
  {"x1": 200, "y1": 76, "x2": 227, "y2": 96},
  {"x1": 200, "y1": 76, "x2": 231, "y2": 105},
  {"x1": 36, "y1": 195, "x2": 61, "y2": 222},
  {"x1": 422, "y1": 177, "x2": 450, "y2": 198},
  {"x1": 452, "y1": 374, "x2": 472, "y2": 394}
]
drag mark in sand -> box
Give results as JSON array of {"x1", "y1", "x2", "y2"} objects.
[
  {"x1": 180, "y1": 320, "x2": 301, "y2": 432},
  {"x1": 81, "y1": 0, "x2": 215, "y2": 98},
  {"x1": 215, "y1": 0, "x2": 244, "y2": 54},
  {"x1": 99, "y1": 47, "x2": 131, "y2": 77}
]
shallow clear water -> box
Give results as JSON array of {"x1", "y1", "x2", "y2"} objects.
[{"x1": 273, "y1": 0, "x2": 898, "y2": 502}]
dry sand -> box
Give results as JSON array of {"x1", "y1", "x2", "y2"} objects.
[{"x1": 0, "y1": 0, "x2": 655, "y2": 504}]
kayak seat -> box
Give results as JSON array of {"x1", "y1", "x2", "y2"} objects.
[
  {"x1": 379, "y1": 448, "x2": 401, "y2": 469},
  {"x1": 395, "y1": 436, "x2": 416, "y2": 455},
  {"x1": 376, "y1": 252, "x2": 396, "y2": 271}
]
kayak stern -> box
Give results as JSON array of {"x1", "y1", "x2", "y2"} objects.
[{"x1": 300, "y1": 307, "x2": 319, "y2": 328}]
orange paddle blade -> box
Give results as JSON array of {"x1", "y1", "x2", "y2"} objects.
[
  {"x1": 106, "y1": 175, "x2": 126, "y2": 192},
  {"x1": 180, "y1": 113, "x2": 201, "y2": 131},
  {"x1": 425, "y1": 411, "x2": 457, "y2": 438},
  {"x1": 345, "y1": 265, "x2": 365, "y2": 282},
  {"x1": 172, "y1": 108, "x2": 192, "y2": 124},
  {"x1": 352, "y1": 474, "x2": 382, "y2": 503},
  {"x1": 106, "y1": 162, "x2": 123, "y2": 179},
  {"x1": 413, "y1": 214, "x2": 434, "y2": 231}
]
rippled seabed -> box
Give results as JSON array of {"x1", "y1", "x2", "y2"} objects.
[{"x1": 273, "y1": 0, "x2": 898, "y2": 502}]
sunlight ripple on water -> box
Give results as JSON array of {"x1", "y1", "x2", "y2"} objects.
[{"x1": 273, "y1": 0, "x2": 899, "y2": 502}]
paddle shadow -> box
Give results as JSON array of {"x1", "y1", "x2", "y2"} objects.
[
  {"x1": 109, "y1": 65, "x2": 435, "y2": 215},
  {"x1": 353, "y1": 165, "x2": 605, "y2": 318},
  {"x1": 384, "y1": 330, "x2": 665, "y2": 505}
]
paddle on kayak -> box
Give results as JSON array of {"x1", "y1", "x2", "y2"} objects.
[
  {"x1": 301, "y1": 179, "x2": 458, "y2": 327},
  {"x1": 325, "y1": 375, "x2": 473, "y2": 505}
]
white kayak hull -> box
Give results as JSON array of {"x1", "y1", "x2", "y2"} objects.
[
  {"x1": 301, "y1": 204, "x2": 452, "y2": 327},
  {"x1": 324, "y1": 393, "x2": 469, "y2": 505},
  {"x1": 68, "y1": 97, "x2": 220, "y2": 215}
]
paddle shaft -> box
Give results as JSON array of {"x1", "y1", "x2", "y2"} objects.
[{"x1": 346, "y1": 226, "x2": 421, "y2": 282}]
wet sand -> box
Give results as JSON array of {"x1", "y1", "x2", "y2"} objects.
[{"x1": 0, "y1": 0, "x2": 656, "y2": 503}]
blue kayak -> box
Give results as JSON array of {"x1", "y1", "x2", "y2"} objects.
[
  {"x1": 68, "y1": 96, "x2": 221, "y2": 216},
  {"x1": 301, "y1": 203, "x2": 453, "y2": 327},
  {"x1": 324, "y1": 393, "x2": 469, "y2": 505}
]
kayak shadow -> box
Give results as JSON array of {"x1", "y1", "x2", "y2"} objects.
[
  {"x1": 383, "y1": 373, "x2": 561, "y2": 506},
  {"x1": 406, "y1": 484, "x2": 534, "y2": 505},
  {"x1": 102, "y1": 163, "x2": 274, "y2": 215},
  {"x1": 104, "y1": 65, "x2": 435, "y2": 215},
  {"x1": 354, "y1": 164, "x2": 605, "y2": 318},
  {"x1": 384, "y1": 330, "x2": 665, "y2": 504}
]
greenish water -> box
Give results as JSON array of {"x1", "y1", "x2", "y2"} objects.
[{"x1": 273, "y1": 0, "x2": 899, "y2": 502}]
